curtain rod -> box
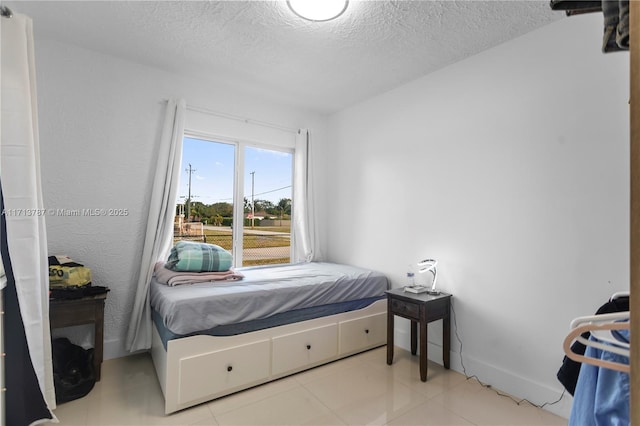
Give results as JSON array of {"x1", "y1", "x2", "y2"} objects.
[
  {"x1": 161, "y1": 99, "x2": 298, "y2": 134},
  {"x1": 1, "y1": 5, "x2": 13, "y2": 18}
]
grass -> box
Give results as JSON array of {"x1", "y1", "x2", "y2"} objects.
[
  {"x1": 174, "y1": 227, "x2": 291, "y2": 267},
  {"x1": 203, "y1": 229, "x2": 290, "y2": 250},
  {"x1": 254, "y1": 226, "x2": 290, "y2": 233},
  {"x1": 244, "y1": 257, "x2": 290, "y2": 267}
]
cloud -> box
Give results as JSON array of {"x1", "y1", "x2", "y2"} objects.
[{"x1": 251, "y1": 148, "x2": 292, "y2": 158}]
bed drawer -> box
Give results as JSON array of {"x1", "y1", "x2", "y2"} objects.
[
  {"x1": 177, "y1": 339, "x2": 270, "y2": 404},
  {"x1": 338, "y1": 312, "x2": 386, "y2": 355},
  {"x1": 272, "y1": 324, "x2": 338, "y2": 375}
]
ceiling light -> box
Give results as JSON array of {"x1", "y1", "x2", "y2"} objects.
[{"x1": 287, "y1": 0, "x2": 348, "y2": 22}]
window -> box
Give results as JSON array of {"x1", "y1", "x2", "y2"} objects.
[{"x1": 175, "y1": 136, "x2": 293, "y2": 267}]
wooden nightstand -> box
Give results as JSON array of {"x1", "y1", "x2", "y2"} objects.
[
  {"x1": 49, "y1": 293, "x2": 107, "y2": 381},
  {"x1": 385, "y1": 288, "x2": 451, "y2": 381}
]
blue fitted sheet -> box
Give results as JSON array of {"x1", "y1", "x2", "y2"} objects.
[
  {"x1": 152, "y1": 296, "x2": 384, "y2": 349},
  {"x1": 150, "y1": 262, "x2": 389, "y2": 337}
]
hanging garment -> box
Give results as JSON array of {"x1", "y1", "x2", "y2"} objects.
[
  {"x1": 617, "y1": 0, "x2": 629, "y2": 48},
  {"x1": 566, "y1": 7, "x2": 604, "y2": 16},
  {"x1": 1, "y1": 184, "x2": 53, "y2": 425},
  {"x1": 549, "y1": 0, "x2": 629, "y2": 51},
  {"x1": 602, "y1": 0, "x2": 630, "y2": 52},
  {"x1": 557, "y1": 296, "x2": 628, "y2": 395},
  {"x1": 550, "y1": 0, "x2": 602, "y2": 16},
  {"x1": 550, "y1": 0, "x2": 602, "y2": 11},
  {"x1": 568, "y1": 330, "x2": 630, "y2": 425}
]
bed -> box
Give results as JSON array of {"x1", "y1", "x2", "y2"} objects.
[{"x1": 149, "y1": 262, "x2": 390, "y2": 414}]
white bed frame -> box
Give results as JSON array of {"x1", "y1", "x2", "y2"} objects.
[{"x1": 151, "y1": 298, "x2": 387, "y2": 414}]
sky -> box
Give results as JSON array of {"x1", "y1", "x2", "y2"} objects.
[{"x1": 178, "y1": 137, "x2": 293, "y2": 206}]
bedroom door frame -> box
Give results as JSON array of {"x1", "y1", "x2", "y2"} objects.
[{"x1": 630, "y1": 2, "x2": 638, "y2": 423}]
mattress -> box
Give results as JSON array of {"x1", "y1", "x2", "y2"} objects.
[
  {"x1": 150, "y1": 261, "x2": 389, "y2": 336},
  {"x1": 151, "y1": 296, "x2": 384, "y2": 349}
]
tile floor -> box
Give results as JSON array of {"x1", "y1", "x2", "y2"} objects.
[{"x1": 49, "y1": 346, "x2": 568, "y2": 425}]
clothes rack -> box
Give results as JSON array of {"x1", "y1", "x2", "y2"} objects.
[
  {"x1": 570, "y1": 311, "x2": 630, "y2": 355},
  {"x1": 563, "y1": 317, "x2": 630, "y2": 373},
  {"x1": 610, "y1": 291, "x2": 630, "y2": 300}
]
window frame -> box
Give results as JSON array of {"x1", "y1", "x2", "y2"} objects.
[{"x1": 183, "y1": 130, "x2": 295, "y2": 267}]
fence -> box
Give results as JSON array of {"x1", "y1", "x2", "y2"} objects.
[
  {"x1": 174, "y1": 229, "x2": 290, "y2": 267},
  {"x1": 174, "y1": 220, "x2": 206, "y2": 242}
]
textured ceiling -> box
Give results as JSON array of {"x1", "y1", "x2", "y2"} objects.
[{"x1": 6, "y1": 1, "x2": 564, "y2": 114}]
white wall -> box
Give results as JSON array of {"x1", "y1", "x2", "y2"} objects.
[
  {"x1": 34, "y1": 39, "x2": 328, "y2": 360},
  {"x1": 326, "y1": 14, "x2": 629, "y2": 418}
]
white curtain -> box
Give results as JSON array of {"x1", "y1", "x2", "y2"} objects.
[
  {"x1": 292, "y1": 129, "x2": 318, "y2": 263},
  {"x1": 126, "y1": 99, "x2": 186, "y2": 352},
  {"x1": 1, "y1": 10, "x2": 56, "y2": 420}
]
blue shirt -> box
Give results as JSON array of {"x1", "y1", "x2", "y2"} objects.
[{"x1": 569, "y1": 329, "x2": 630, "y2": 426}]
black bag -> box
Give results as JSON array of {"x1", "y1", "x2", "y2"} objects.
[{"x1": 52, "y1": 338, "x2": 96, "y2": 403}]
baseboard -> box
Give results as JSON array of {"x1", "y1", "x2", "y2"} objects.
[
  {"x1": 393, "y1": 325, "x2": 571, "y2": 419},
  {"x1": 104, "y1": 338, "x2": 134, "y2": 360}
]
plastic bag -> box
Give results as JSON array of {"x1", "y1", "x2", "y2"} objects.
[{"x1": 52, "y1": 338, "x2": 96, "y2": 403}]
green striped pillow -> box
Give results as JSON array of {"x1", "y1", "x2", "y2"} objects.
[{"x1": 166, "y1": 241, "x2": 232, "y2": 272}]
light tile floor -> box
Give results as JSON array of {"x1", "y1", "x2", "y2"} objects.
[{"x1": 48, "y1": 347, "x2": 568, "y2": 425}]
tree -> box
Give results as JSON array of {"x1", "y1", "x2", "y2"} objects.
[
  {"x1": 211, "y1": 202, "x2": 233, "y2": 217},
  {"x1": 254, "y1": 199, "x2": 275, "y2": 214},
  {"x1": 278, "y1": 198, "x2": 292, "y2": 216},
  {"x1": 189, "y1": 201, "x2": 206, "y2": 220},
  {"x1": 277, "y1": 198, "x2": 291, "y2": 225}
]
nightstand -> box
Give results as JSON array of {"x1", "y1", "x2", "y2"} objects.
[
  {"x1": 49, "y1": 293, "x2": 107, "y2": 381},
  {"x1": 385, "y1": 288, "x2": 451, "y2": 381}
]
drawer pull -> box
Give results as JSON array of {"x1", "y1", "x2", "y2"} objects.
[
  {"x1": 306, "y1": 344, "x2": 311, "y2": 350},
  {"x1": 227, "y1": 365, "x2": 233, "y2": 372}
]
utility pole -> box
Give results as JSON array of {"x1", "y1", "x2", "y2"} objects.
[
  {"x1": 250, "y1": 171, "x2": 255, "y2": 229},
  {"x1": 185, "y1": 163, "x2": 196, "y2": 221}
]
